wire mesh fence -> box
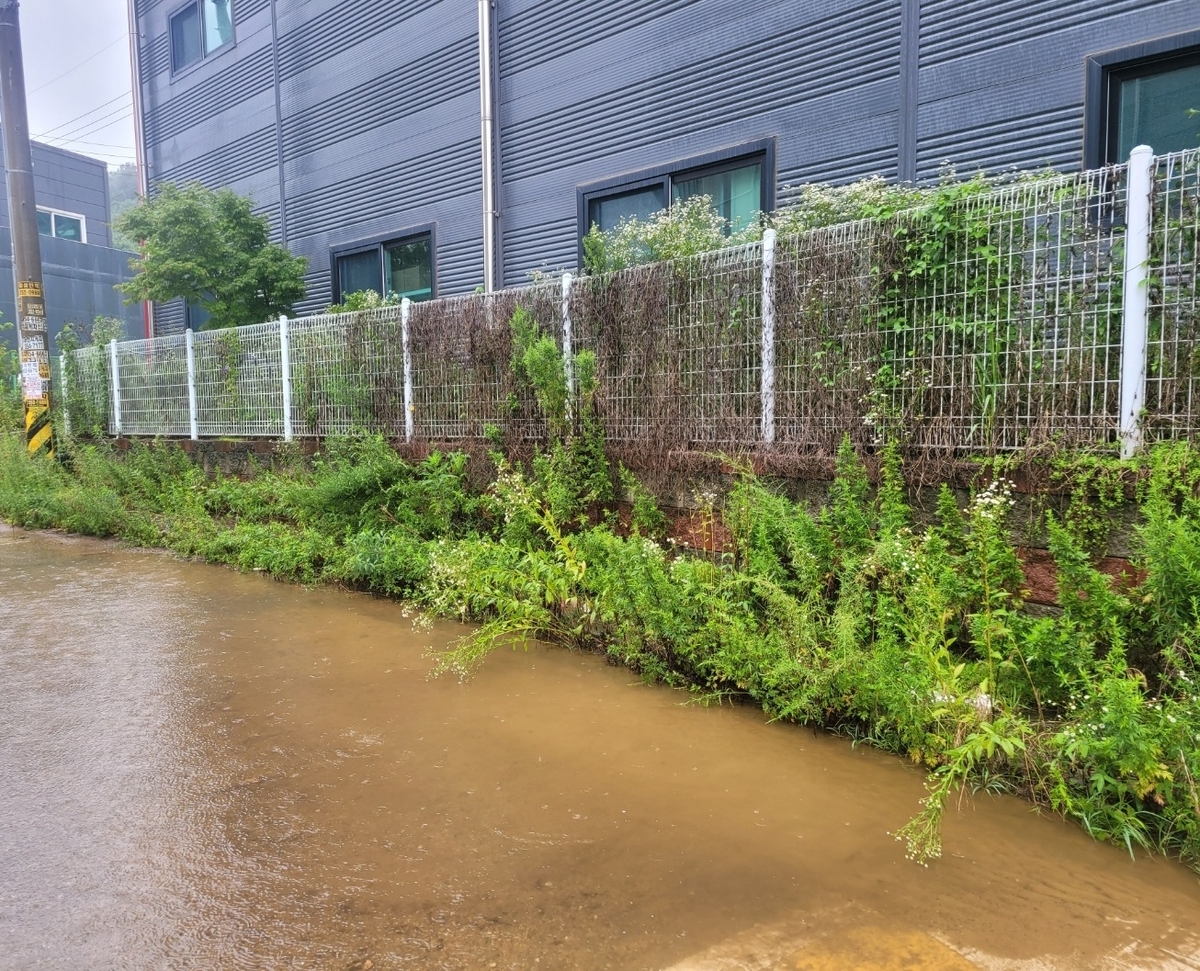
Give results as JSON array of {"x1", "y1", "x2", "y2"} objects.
[
  {"x1": 114, "y1": 335, "x2": 191, "y2": 436},
  {"x1": 1145, "y1": 147, "x2": 1200, "y2": 440},
  {"x1": 64, "y1": 147, "x2": 1200, "y2": 459}
]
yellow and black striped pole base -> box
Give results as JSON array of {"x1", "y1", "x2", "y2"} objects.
[{"x1": 25, "y1": 401, "x2": 52, "y2": 458}]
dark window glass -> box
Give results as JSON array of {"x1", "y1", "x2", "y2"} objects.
[
  {"x1": 185, "y1": 298, "x2": 212, "y2": 331},
  {"x1": 384, "y1": 236, "x2": 432, "y2": 301},
  {"x1": 672, "y1": 161, "x2": 762, "y2": 233},
  {"x1": 53, "y1": 214, "x2": 83, "y2": 242},
  {"x1": 36, "y1": 210, "x2": 52, "y2": 237},
  {"x1": 336, "y1": 250, "x2": 382, "y2": 298},
  {"x1": 587, "y1": 185, "x2": 666, "y2": 233},
  {"x1": 1115, "y1": 60, "x2": 1200, "y2": 159},
  {"x1": 170, "y1": 4, "x2": 203, "y2": 70},
  {"x1": 202, "y1": 0, "x2": 234, "y2": 54}
]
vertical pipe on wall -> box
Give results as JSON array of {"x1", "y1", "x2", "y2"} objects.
[
  {"x1": 126, "y1": 0, "x2": 154, "y2": 338},
  {"x1": 760, "y1": 229, "x2": 777, "y2": 445},
  {"x1": 185, "y1": 328, "x2": 198, "y2": 441},
  {"x1": 402, "y1": 297, "x2": 414, "y2": 442},
  {"x1": 897, "y1": 0, "x2": 920, "y2": 182},
  {"x1": 269, "y1": 0, "x2": 288, "y2": 246},
  {"x1": 478, "y1": 0, "x2": 498, "y2": 292},
  {"x1": 1118, "y1": 144, "x2": 1154, "y2": 459}
]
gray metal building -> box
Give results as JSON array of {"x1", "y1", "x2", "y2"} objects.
[
  {"x1": 0, "y1": 140, "x2": 142, "y2": 351},
  {"x1": 129, "y1": 0, "x2": 1200, "y2": 333}
]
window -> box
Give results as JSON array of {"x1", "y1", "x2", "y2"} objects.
[
  {"x1": 331, "y1": 230, "x2": 435, "y2": 303},
  {"x1": 36, "y1": 207, "x2": 86, "y2": 243},
  {"x1": 1085, "y1": 32, "x2": 1200, "y2": 167},
  {"x1": 578, "y1": 140, "x2": 774, "y2": 248},
  {"x1": 171, "y1": 0, "x2": 234, "y2": 73}
]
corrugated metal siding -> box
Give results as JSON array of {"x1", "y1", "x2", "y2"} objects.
[
  {"x1": 286, "y1": 138, "x2": 478, "y2": 240},
  {"x1": 144, "y1": 47, "x2": 274, "y2": 145},
  {"x1": 916, "y1": 105, "x2": 1081, "y2": 181},
  {"x1": 235, "y1": 0, "x2": 270, "y2": 23},
  {"x1": 499, "y1": 0, "x2": 900, "y2": 283},
  {"x1": 155, "y1": 299, "x2": 187, "y2": 337},
  {"x1": 139, "y1": 33, "x2": 169, "y2": 81},
  {"x1": 497, "y1": 0, "x2": 699, "y2": 78},
  {"x1": 132, "y1": 0, "x2": 1200, "y2": 306},
  {"x1": 501, "y1": 0, "x2": 899, "y2": 184},
  {"x1": 275, "y1": 0, "x2": 441, "y2": 80},
  {"x1": 921, "y1": 0, "x2": 1155, "y2": 66},
  {"x1": 915, "y1": 0, "x2": 1196, "y2": 177},
  {"x1": 279, "y1": 36, "x2": 475, "y2": 160},
  {"x1": 156, "y1": 124, "x2": 279, "y2": 187}
]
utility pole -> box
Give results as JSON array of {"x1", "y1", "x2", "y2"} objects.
[{"x1": 0, "y1": 0, "x2": 52, "y2": 457}]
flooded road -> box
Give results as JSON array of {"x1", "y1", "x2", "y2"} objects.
[{"x1": 1, "y1": 526, "x2": 1198, "y2": 971}]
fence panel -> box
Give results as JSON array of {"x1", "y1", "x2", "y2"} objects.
[
  {"x1": 407, "y1": 284, "x2": 559, "y2": 442},
  {"x1": 191, "y1": 321, "x2": 285, "y2": 437},
  {"x1": 775, "y1": 165, "x2": 1128, "y2": 453},
  {"x1": 1144, "y1": 147, "x2": 1200, "y2": 440},
  {"x1": 572, "y1": 241, "x2": 763, "y2": 451},
  {"x1": 64, "y1": 345, "x2": 112, "y2": 436},
  {"x1": 287, "y1": 309, "x2": 406, "y2": 437},
  {"x1": 113, "y1": 335, "x2": 191, "y2": 437},
  {"x1": 64, "y1": 151, "x2": 1200, "y2": 458}
]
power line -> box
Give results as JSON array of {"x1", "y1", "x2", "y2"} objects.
[
  {"x1": 29, "y1": 34, "x2": 127, "y2": 95},
  {"x1": 38, "y1": 104, "x2": 132, "y2": 146},
  {"x1": 32, "y1": 90, "x2": 131, "y2": 139}
]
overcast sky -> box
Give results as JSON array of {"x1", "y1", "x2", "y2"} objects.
[{"x1": 20, "y1": 0, "x2": 135, "y2": 169}]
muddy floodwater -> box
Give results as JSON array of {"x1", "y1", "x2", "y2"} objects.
[{"x1": 1, "y1": 528, "x2": 1199, "y2": 971}]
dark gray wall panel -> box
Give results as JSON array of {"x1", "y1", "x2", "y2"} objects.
[
  {"x1": 0, "y1": 234, "x2": 141, "y2": 350},
  {"x1": 278, "y1": 36, "x2": 476, "y2": 161},
  {"x1": 132, "y1": 0, "x2": 1200, "y2": 318},
  {"x1": 498, "y1": 0, "x2": 901, "y2": 283},
  {"x1": 916, "y1": 0, "x2": 1198, "y2": 176},
  {"x1": 155, "y1": 124, "x2": 279, "y2": 186},
  {"x1": 274, "y1": 0, "x2": 442, "y2": 80},
  {"x1": 143, "y1": 47, "x2": 274, "y2": 146}
]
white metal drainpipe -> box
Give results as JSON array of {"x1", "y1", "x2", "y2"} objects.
[
  {"x1": 126, "y1": 0, "x2": 154, "y2": 338},
  {"x1": 478, "y1": 0, "x2": 498, "y2": 293}
]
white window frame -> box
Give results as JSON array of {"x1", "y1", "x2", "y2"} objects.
[{"x1": 37, "y1": 206, "x2": 87, "y2": 244}]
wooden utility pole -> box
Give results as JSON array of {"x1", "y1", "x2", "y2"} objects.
[{"x1": 0, "y1": 0, "x2": 52, "y2": 456}]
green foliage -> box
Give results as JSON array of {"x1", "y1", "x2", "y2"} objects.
[
  {"x1": 4, "y1": 426, "x2": 1200, "y2": 874},
  {"x1": 325, "y1": 289, "x2": 401, "y2": 314},
  {"x1": 582, "y1": 195, "x2": 760, "y2": 274},
  {"x1": 114, "y1": 182, "x2": 307, "y2": 329}
]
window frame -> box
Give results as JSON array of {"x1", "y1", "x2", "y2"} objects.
[
  {"x1": 169, "y1": 0, "x2": 236, "y2": 77},
  {"x1": 329, "y1": 224, "x2": 438, "y2": 305},
  {"x1": 1084, "y1": 30, "x2": 1200, "y2": 168},
  {"x1": 576, "y1": 139, "x2": 776, "y2": 265},
  {"x1": 36, "y1": 205, "x2": 87, "y2": 244}
]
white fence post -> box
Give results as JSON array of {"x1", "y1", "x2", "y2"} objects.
[
  {"x1": 1118, "y1": 144, "x2": 1154, "y2": 459},
  {"x1": 561, "y1": 271, "x2": 575, "y2": 425},
  {"x1": 185, "y1": 327, "x2": 198, "y2": 441},
  {"x1": 401, "y1": 297, "x2": 414, "y2": 442},
  {"x1": 761, "y1": 228, "x2": 777, "y2": 445},
  {"x1": 58, "y1": 354, "x2": 70, "y2": 437},
  {"x1": 279, "y1": 315, "x2": 293, "y2": 442},
  {"x1": 108, "y1": 338, "x2": 122, "y2": 436}
]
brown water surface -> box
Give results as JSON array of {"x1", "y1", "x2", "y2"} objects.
[{"x1": 1, "y1": 526, "x2": 1198, "y2": 970}]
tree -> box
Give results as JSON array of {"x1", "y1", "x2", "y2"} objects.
[
  {"x1": 107, "y1": 162, "x2": 140, "y2": 253},
  {"x1": 114, "y1": 182, "x2": 307, "y2": 329}
]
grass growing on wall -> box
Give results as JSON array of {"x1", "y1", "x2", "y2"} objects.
[{"x1": 2, "y1": 426, "x2": 1199, "y2": 874}]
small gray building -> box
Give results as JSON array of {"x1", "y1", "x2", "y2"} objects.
[
  {"x1": 0, "y1": 139, "x2": 142, "y2": 352},
  {"x1": 128, "y1": 0, "x2": 1200, "y2": 332}
]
